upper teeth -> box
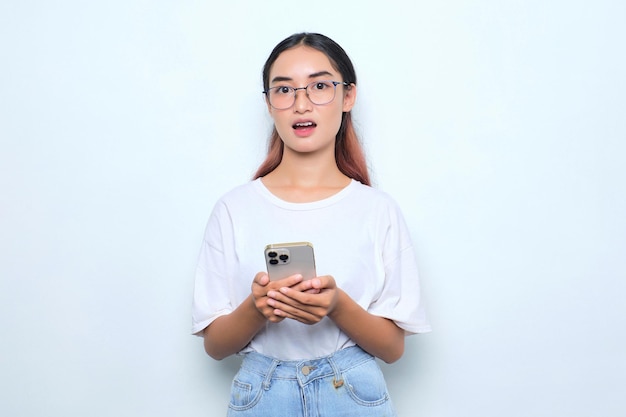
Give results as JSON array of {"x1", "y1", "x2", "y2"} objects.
[{"x1": 296, "y1": 122, "x2": 313, "y2": 127}]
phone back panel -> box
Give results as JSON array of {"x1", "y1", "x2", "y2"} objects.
[{"x1": 264, "y1": 242, "x2": 316, "y2": 280}]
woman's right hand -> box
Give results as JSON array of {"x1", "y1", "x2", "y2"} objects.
[{"x1": 251, "y1": 272, "x2": 304, "y2": 323}]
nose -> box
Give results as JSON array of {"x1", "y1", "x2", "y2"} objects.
[{"x1": 293, "y1": 88, "x2": 312, "y2": 113}]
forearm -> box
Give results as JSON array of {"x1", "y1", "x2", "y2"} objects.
[
  {"x1": 329, "y1": 289, "x2": 405, "y2": 363},
  {"x1": 203, "y1": 294, "x2": 267, "y2": 360}
]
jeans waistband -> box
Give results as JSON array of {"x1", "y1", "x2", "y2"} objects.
[{"x1": 240, "y1": 346, "x2": 373, "y2": 388}]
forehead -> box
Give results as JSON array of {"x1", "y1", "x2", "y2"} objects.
[{"x1": 269, "y1": 45, "x2": 338, "y2": 81}]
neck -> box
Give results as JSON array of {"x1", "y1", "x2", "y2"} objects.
[
  {"x1": 261, "y1": 147, "x2": 351, "y2": 202},
  {"x1": 271, "y1": 146, "x2": 348, "y2": 187}
]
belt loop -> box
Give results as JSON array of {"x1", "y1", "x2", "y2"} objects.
[
  {"x1": 263, "y1": 359, "x2": 280, "y2": 390},
  {"x1": 327, "y1": 353, "x2": 344, "y2": 389}
]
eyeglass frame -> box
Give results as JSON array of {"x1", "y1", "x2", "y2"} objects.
[{"x1": 262, "y1": 80, "x2": 350, "y2": 110}]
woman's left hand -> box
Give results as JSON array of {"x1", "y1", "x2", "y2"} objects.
[{"x1": 266, "y1": 275, "x2": 339, "y2": 325}]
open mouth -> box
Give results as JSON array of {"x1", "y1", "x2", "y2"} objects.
[{"x1": 293, "y1": 121, "x2": 317, "y2": 130}]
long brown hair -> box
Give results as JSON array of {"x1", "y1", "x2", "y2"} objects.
[{"x1": 253, "y1": 33, "x2": 370, "y2": 186}]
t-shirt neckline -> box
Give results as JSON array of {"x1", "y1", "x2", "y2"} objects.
[{"x1": 253, "y1": 178, "x2": 357, "y2": 210}]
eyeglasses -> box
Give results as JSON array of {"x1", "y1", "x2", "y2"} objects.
[{"x1": 263, "y1": 80, "x2": 349, "y2": 110}]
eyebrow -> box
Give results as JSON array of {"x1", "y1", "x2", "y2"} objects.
[{"x1": 270, "y1": 71, "x2": 334, "y2": 84}]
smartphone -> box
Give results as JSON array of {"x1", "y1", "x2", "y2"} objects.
[{"x1": 264, "y1": 242, "x2": 316, "y2": 281}]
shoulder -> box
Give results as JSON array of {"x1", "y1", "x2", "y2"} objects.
[
  {"x1": 349, "y1": 181, "x2": 402, "y2": 210},
  {"x1": 206, "y1": 180, "x2": 262, "y2": 221},
  {"x1": 215, "y1": 180, "x2": 262, "y2": 205},
  {"x1": 347, "y1": 182, "x2": 413, "y2": 233}
]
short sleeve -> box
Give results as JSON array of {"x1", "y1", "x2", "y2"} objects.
[
  {"x1": 368, "y1": 201, "x2": 431, "y2": 335},
  {"x1": 191, "y1": 201, "x2": 237, "y2": 335}
]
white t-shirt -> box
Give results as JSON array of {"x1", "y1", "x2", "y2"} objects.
[{"x1": 192, "y1": 178, "x2": 431, "y2": 360}]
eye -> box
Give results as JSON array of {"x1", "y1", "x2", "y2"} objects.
[
  {"x1": 274, "y1": 86, "x2": 292, "y2": 95},
  {"x1": 313, "y1": 82, "x2": 330, "y2": 90}
]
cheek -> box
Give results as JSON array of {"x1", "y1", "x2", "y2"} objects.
[
  {"x1": 269, "y1": 112, "x2": 289, "y2": 130},
  {"x1": 326, "y1": 110, "x2": 344, "y2": 135},
  {"x1": 273, "y1": 118, "x2": 291, "y2": 137}
]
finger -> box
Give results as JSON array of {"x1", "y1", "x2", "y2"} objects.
[
  {"x1": 267, "y1": 290, "x2": 307, "y2": 310},
  {"x1": 269, "y1": 302, "x2": 319, "y2": 324},
  {"x1": 289, "y1": 276, "x2": 333, "y2": 292},
  {"x1": 267, "y1": 291, "x2": 321, "y2": 318},
  {"x1": 255, "y1": 273, "x2": 301, "y2": 295},
  {"x1": 290, "y1": 278, "x2": 321, "y2": 293},
  {"x1": 277, "y1": 286, "x2": 317, "y2": 306},
  {"x1": 313, "y1": 275, "x2": 336, "y2": 289},
  {"x1": 253, "y1": 272, "x2": 270, "y2": 286},
  {"x1": 271, "y1": 273, "x2": 304, "y2": 288}
]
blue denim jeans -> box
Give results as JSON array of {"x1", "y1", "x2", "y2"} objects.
[{"x1": 226, "y1": 346, "x2": 397, "y2": 416}]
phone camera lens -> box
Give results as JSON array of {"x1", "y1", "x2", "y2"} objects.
[
  {"x1": 268, "y1": 251, "x2": 277, "y2": 258},
  {"x1": 269, "y1": 259, "x2": 278, "y2": 265},
  {"x1": 279, "y1": 254, "x2": 289, "y2": 262}
]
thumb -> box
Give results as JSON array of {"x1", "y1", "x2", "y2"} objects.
[{"x1": 255, "y1": 272, "x2": 270, "y2": 286}]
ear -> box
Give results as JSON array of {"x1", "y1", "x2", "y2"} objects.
[{"x1": 342, "y1": 83, "x2": 357, "y2": 112}]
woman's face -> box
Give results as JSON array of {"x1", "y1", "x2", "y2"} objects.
[{"x1": 266, "y1": 45, "x2": 356, "y2": 155}]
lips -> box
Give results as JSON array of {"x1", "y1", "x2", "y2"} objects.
[{"x1": 293, "y1": 121, "x2": 317, "y2": 130}]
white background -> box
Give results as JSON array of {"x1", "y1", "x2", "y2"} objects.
[{"x1": 1, "y1": 1, "x2": 625, "y2": 416}]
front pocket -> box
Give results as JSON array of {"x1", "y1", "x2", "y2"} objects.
[
  {"x1": 343, "y1": 359, "x2": 390, "y2": 406},
  {"x1": 228, "y1": 368, "x2": 265, "y2": 410}
]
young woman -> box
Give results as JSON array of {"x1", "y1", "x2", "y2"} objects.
[{"x1": 192, "y1": 32, "x2": 430, "y2": 416}]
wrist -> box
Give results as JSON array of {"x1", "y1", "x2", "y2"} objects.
[
  {"x1": 327, "y1": 289, "x2": 346, "y2": 321},
  {"x1": 249, "y1": 294, "x2": 268, "y2": 322}
]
